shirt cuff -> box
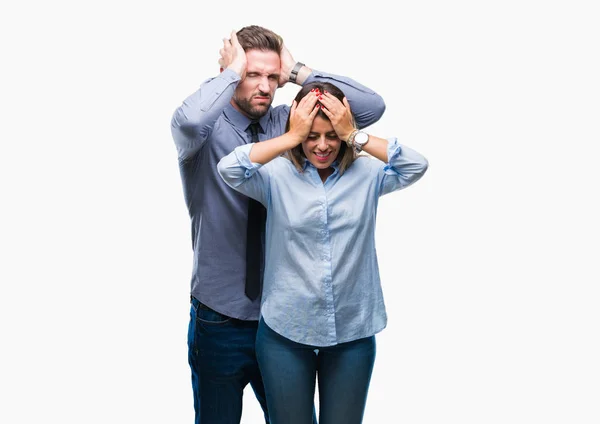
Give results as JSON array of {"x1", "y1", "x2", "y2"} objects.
[
  {"x1": 383, "y1": 138, "x2": 402, "y2": 175},
  {"x1": 234, "y1": 144, "x2": 263, "y2": 178},
  {"x1": 302, "y1": 68, "x2": 322, "y2": 85},
  {"x1": 218, "y1": 67, "x2": 242, "y2": 83}
]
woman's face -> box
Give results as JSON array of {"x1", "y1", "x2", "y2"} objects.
[{"x1": 301, "y1": 116, "x2": 342, "y2": 171}]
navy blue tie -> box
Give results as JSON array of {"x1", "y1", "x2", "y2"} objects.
[{"x1": 245, "y1": 122, "x2": 266, "y2": 300}]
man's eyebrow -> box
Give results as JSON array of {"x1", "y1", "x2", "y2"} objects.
[{"x1": 246, "y1": 71, "x2": 280, "y2": 76}]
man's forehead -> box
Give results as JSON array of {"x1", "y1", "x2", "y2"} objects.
[{"x1": 245, "y1": 50, "x2": 281, "y2": 74}]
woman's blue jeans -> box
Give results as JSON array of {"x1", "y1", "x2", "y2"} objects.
[{"x1": 256, "y1": 319, "x2": 376, "y2": 424}]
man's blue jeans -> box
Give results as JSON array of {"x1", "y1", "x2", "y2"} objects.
[
  {"x1": 187, "y1": 297, "x2": 269, "y2": 424},
  {"x1": 256, "y1": 319, "x2": 376, "y2": 424}
]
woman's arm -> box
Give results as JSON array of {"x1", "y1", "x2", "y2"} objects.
[
  {"x1": 248, "y1": 91, "x2": 319, "y2": 164},
  {"x1": 218, "y1": 88, "x2": 320, "y2": 203},
  {"x1": 319, "y1": 91, "x2": 428, "y2": 194},
  {"x1": 217, "y1": 144, "x2": 270, "y2": 205}
]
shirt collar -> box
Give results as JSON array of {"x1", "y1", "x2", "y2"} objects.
[
  {"x1": 223, "y1": 102, "x2": 271, "y2": 133},
  {"x1": 301, "y1": 158, "x2": 341, "y2": 173}
]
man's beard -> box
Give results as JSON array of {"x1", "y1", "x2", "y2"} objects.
[{"x1": 233, "y1": 94, "x2": 271, "y2": 120}]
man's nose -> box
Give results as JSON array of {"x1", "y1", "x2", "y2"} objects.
[{"x1": 258, "y1": 76, "x2": 271, "y2": 93}]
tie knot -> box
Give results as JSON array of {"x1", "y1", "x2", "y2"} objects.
[{"x1": 247, "y1": 122, "x2": 261, "y2": 142}]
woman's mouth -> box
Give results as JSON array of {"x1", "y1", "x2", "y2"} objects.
[{"x1": 314, "y1": 151, "x2": 331, "y2": 162}]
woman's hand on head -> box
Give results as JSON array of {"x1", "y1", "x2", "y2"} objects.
[
  {"x1": 288, "y1": 91, "x2": 320, "y2": 144},
  {"x1": 319, "y1": 93, "x2": 355, "y2": 142}
]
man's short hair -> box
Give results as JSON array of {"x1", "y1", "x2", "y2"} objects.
[{"x1": 236, "y1": 25, "x2": 283, "y2": 54}]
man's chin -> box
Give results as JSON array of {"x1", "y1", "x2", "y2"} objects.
[
  {"x1": 233, "y1": 98, "x2": 271, "y2": 119},
  {"x1": 249, "y1": 104, "x2": 270, "y2": 118}
]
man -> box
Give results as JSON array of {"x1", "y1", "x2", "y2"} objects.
[{"x1": 170, "y1": 25, "x2": 385, "y2": 424}]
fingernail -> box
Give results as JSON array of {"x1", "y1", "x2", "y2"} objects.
[{"x1": 311, "y1": 89, "x2": 315, "y2": 92}]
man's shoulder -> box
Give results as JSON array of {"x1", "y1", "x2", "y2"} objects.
[
  {"x1": 272, "y1": 103, "x2": 290, "y2": 111},
  {"x1": 269, "y1": 103, "x2": 291, "y2": 117}
]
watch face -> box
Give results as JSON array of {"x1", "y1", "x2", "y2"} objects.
[{"x1": 355, "y1": 132, "x2": 369, "y2": 145}]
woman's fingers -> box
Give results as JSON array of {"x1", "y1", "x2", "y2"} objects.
[{"x1": 319, "y1": 92, "x2": 345, "y2": 113}]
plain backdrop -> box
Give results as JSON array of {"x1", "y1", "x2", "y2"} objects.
[{"x1": 1, "y1": 1, "x2": 599, "y2": 423}]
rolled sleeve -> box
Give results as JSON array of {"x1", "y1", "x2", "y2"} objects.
[
  {"x1": 234, "y1": 144, "x2": 264, "y2": 178},
  {"x1": 379, "y1": 138, "x2": 428, "y2": 196},
  {"x1": 218, "y1": 144, "x2": 269, "y2": 205}
]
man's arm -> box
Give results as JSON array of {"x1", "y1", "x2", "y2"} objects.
[
  {"x1": 278, "y1": 44, "x2": 386, "y2": 129},
  {"x1": 171, "y1": 32, "x2": 247, "y2": 160},
  {"x1": 171, "y1": 70, "x2": 240, "y2": 160}
]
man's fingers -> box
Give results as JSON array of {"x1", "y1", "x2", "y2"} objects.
[{"x1": 230, "y1": 30, "x2": 240, "y2": 46}]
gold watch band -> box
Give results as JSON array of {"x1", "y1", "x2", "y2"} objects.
[{"x1": 346, "y1": 129, "x2": 359, "y2": 147}]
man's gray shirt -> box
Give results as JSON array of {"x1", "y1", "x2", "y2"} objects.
[{"x1": 171, "y1": 68, "x2": 385, "y2": 320}]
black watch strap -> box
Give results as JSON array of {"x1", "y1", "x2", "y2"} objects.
[{"x1": 289, "y1": 62, "x2": 305, "y2": 84}]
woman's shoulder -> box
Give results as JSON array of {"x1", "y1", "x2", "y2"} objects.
[
  {"x1": 348, "y1": 155, "x2": 382, "y2": 172},
  {"x1": 266, "y1": 155, "x2": 296, "y2": 173}
]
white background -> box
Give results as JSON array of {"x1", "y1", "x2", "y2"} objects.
[{"x1": 1, "y1": 0, "x2": 599, "y2": 423}]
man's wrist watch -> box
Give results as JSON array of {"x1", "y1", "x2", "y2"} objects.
[
  {"x1": 288, "y1": 62, "x2": 305, "y2": 84},
  {"x1": 352, "y1": 131, "x2": 369, "y2": 152}
]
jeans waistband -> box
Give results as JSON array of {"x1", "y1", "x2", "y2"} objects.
[{"x1": 190, "y1": 295, "x2": 215, "y2": 312}]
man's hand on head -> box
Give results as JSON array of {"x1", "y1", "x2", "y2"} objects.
[
  {"x1": 219, "y1": 30, "x2": 247, "y2": 79},
  {"x1": 278, "y1": 43, "x2": 296, "y2": 87},
  {"x1": 279, "y1": 43, "x2": 311, "y2": 87}
]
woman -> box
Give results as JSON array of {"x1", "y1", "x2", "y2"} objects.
[{"x1": 217, "y1": 82, "x2": 428, "y2": 424}]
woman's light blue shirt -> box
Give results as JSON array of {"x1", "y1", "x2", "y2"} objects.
[{"x1": 218, "y1": 139, "x2": 428, "y2": 346}]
